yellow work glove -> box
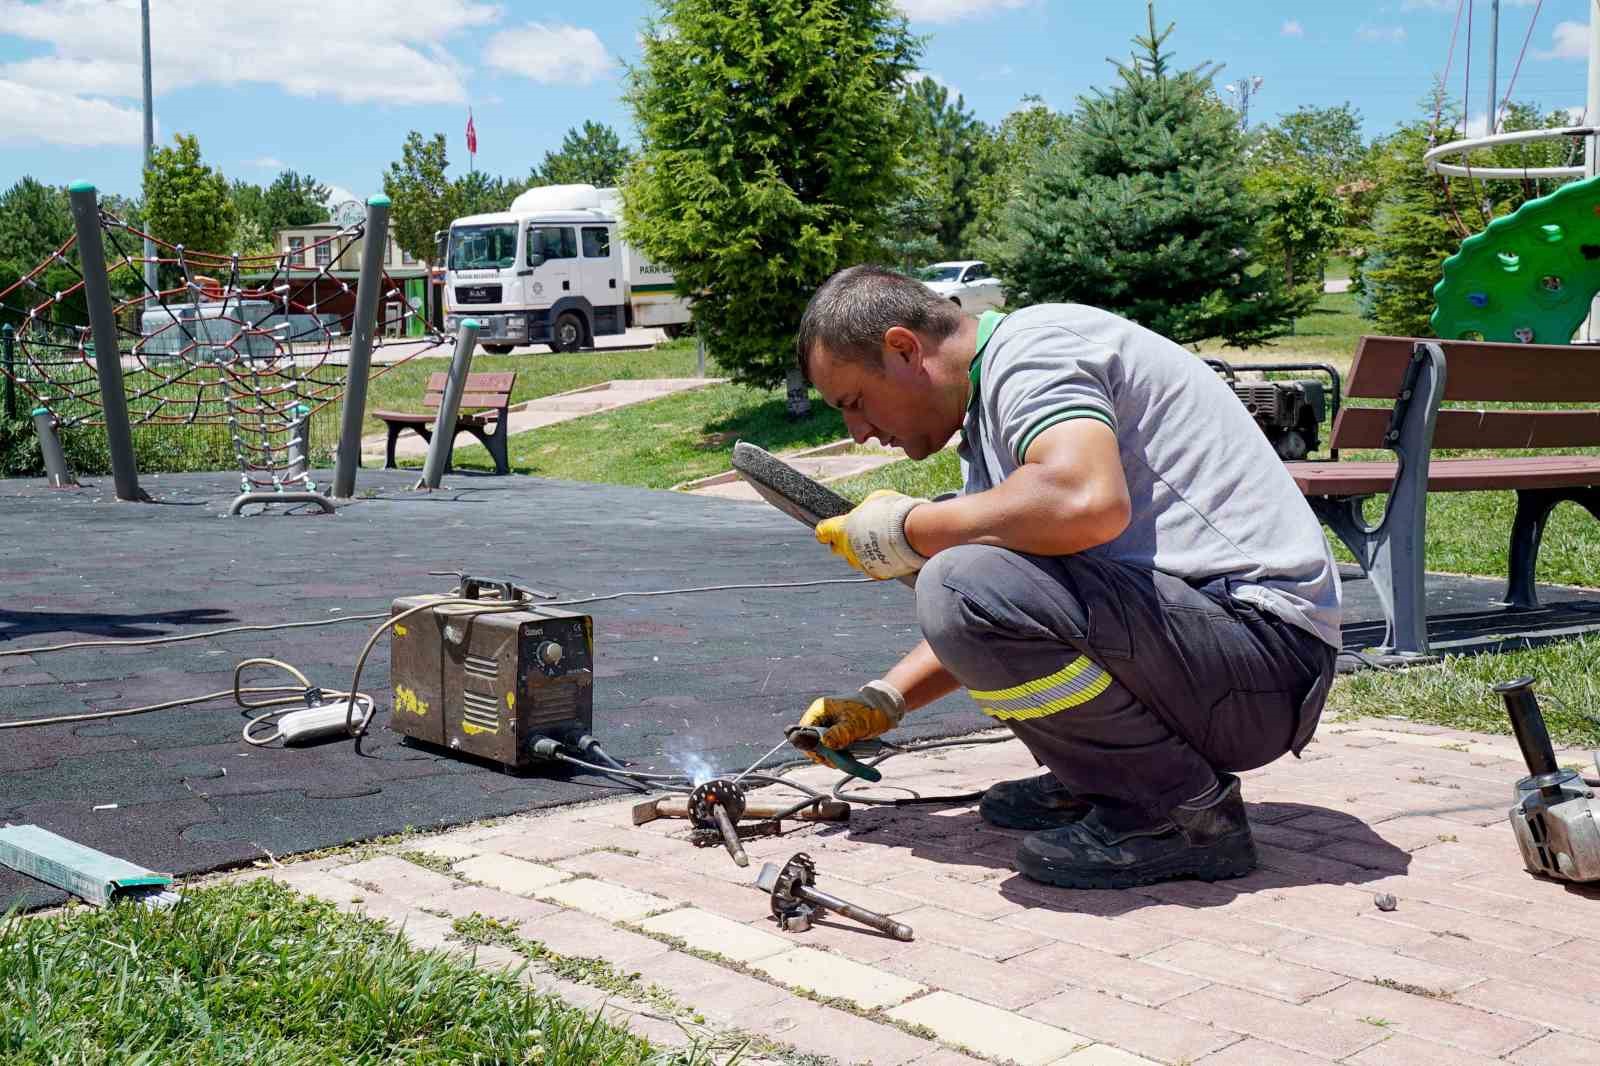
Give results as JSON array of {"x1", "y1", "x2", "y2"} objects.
[
  {"x1": 794, "y1": 679, "x2": 908, "y2": 765},
  {"x1": 814, "y1": 490, "x2": 928, "y2": 580}
]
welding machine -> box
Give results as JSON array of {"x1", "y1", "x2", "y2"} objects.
[{"x1": 388, "y1": 576, "x2": 594, "y2": 769}]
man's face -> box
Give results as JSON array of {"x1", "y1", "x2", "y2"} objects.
[{"x1": 808, "y1": 330, "x2": 949, "y2": 460}]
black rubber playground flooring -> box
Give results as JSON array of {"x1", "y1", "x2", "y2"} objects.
[{"x1": 3, "y1": 468, "x2": 1598, "y2": 910}]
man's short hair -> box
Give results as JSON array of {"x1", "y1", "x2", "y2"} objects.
[{"x1": 796, "y1": 264, "x2": 964, "y2": 381}]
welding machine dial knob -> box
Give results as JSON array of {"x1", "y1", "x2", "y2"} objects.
[{"x1": 537, "y1": 640, "x2": 564, "y2": 668}]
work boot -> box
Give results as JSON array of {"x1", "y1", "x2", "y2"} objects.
[
  {"x1": 979, "y1": 771, "x2": 1093, "y2": 830},
  {"x1": 1014, "y1": 774, "x2": 1256, "y2": 889}
]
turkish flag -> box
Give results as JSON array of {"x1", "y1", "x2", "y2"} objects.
[{"x1": 466, "y1": 110, "x2": 478, "y2": 155}]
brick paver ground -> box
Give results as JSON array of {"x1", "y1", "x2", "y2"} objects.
[{"x1": 227, "y1": 716, "x2": 1600, "y2": 1065}]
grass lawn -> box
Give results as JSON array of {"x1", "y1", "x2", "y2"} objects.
[
  {"x1": 360, "y1": 339, "x2": 707, "y2": 440},
  {"x1": 1202, "y1": 289, "x2": 1366, "y2": 365},
  {"x1": 0, "y1": 878, "x2": 727, "y2": 1065},
  {"x1": 436, "y1": 383, "x2": 848, "y2": 489}
]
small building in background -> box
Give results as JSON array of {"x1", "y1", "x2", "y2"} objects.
[{"x1": 237, "y1": 219, "x2": 433, "y2": 340}]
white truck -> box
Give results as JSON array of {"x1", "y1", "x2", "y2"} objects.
[{"x1": 441, "y1": 184, "x2": 691, "y2": 354}]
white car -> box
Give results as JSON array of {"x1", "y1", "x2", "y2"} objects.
[{"x1": 918, "y1": 260, "x2": 1004, "y2": 313}]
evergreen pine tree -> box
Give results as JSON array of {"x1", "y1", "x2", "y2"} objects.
[
  {"x1": 1359, "y1": 95, "x2": 1577, "y2": 337},
  {"x1": 996, "y1": 4, "x2": 1307, "y2": 346},
  {"x1": 1360, "y1": 122, "x2": 1461, "y2": 336}
]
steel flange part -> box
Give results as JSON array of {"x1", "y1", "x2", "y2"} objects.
[{"x1": 687, "y1": 778, "x2": 747, "y2": 829}]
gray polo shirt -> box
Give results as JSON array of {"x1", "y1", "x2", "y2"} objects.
[{"x1": 959, "y1": 304, "x2": 1342, "y2": 648}]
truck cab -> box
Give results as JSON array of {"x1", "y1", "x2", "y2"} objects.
[{"x1": 443, "y1": 184, "x2": 688, "y2": 353}]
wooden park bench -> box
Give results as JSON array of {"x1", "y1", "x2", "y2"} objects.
[
  {"x1": 1282, "y1": 336, "x2": 1600, "y2": 657},
  {"x1": 372, "y1": 371, "x2": 516, "y2": 475}
]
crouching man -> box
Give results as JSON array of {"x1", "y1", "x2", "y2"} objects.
[{"x1": 791, "y1": 265, "x2": 1340, "y2": 889}]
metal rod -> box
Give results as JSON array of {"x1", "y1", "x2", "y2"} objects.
[
  {"x1": 32, "y1": 407, "x2": 77, "y2": 489},
  {"x1": 286, "y1": 402, "x2": 310, "y2": 485},
  {"x1": 3, "y1": 323, "x2": 15, "y2": 420},
  {"x1": 712, "y1": 804, "x2": 749, "y2": 867},
  {"x1": 797, "y1": 885, "x2": 913, "y2": 941},
  {"x1": 332, "y1": 195, "x2": 391, "y2": 498},
  {"x1": 1488, "y1": 0, "x2": 1500, "y2": 135},
  {"x1": 140, "y1": 0, "x2": 157, "y2": 310},
  {"x1": 68, "y1": 182, "x2": 143, "y2": 502},
  {"x1": 1586, "y1": 0, "x2": 1600, "y2": 339},
  {"x1": 416, "y1": 319, "x2": 480, "y2": 489}
]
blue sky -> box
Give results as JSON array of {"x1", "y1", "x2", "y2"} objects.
[{"x1": 0, "y1": 0, "x2": 1593, "y2": 208}]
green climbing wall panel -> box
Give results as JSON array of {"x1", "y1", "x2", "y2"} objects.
[{"x1": 1432, "y1": 172, "x2": 1600, "y2": 344}]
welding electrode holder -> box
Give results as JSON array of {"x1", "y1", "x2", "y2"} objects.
[
  {"x1": 785, "y1": 725, "x2": 883, "y2": 783},
  {"x1": 756, "y1": 852, "x2": 913, "y2": 941}
]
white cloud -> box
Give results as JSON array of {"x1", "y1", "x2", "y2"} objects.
[
  {"x1": 484, "y1": 23, "x2": 613, "y2": 85},
  {"x1": 1538, "y1": 21, "x2": 1589, "y2": 61},
  {"x1": 0, "y1": 78, "x2": 142, "y2": 146},
  {"x1": 323, "y1": 185, "x2": 363, "y2": 211},
  {"x1": 0, "y1": 0, "x2": 500, "y2": 147},
  {"x1": 897, "y1": 0, "x2": 1029, "y2": 25},
  {"x1": 249, "y1": 156, "x2": 286, "y2": 170},
  {"x1": 1281, "y1": 19, "x2": 1304, "y2": 38},
  {"x1": 1356, "y1": 24, "x2": 1406, "y2": 43}
]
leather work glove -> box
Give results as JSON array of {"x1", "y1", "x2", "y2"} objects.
[
  {"x1": 794, "y1": 679, "x2": 908, "y2": 765},
  {"x1": 814, "y1": 490, "x2": 928, "y2": 580}
]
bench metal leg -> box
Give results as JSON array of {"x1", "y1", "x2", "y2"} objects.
[
  {"x1": 1313, "y1": 495, "x2": 1429, "y2": 657},
  {"x1": 385, "y1": 424, "x2": 403, "y2": 469},
  {"x1": 1507, "y1": 487, "x2": 1600, "y2": 608},
  {"x1": 479, "y1": 420, "x2": 509, "y2": 475},
  {"x1": 1309, "y1": 341, "x2": 1445, "y2": 658}
]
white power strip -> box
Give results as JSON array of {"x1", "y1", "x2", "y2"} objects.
[{"x1": 277, "y1": 701, "x2": 358, "y2": 744}]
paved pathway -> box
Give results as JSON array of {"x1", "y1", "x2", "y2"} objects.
[
  {"x1": 232, "y1": 716, "x2": 1600, "y2": 1066},
  {"x1": 680, "y1": 439, "x2": 911, "y2": 501}
]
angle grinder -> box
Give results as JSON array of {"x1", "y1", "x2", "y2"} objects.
[{"x1": 1495, "y1": 677, "x2": 1600, "y2": 883}]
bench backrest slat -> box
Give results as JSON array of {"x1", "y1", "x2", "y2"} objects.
[
  {"x1": 1348, "y1": 336, "x2": 1600, "y2": 402},
  {"x1": 423, "y1": 371, "x2": 516, "y2": 411},
  {"x1": 1331, "y1": 406, "x2": 1600, "y2": 450},
  {"x1": 427, "y1": 391, "x2": 515, "y2": 409}
]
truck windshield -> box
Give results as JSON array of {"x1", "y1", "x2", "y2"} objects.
[
  {"x1": 448, "y1": 225, "x2": 517, "y2": 270},
  {"x1": 917, "y1": 265, "x2": 964, "y2": 282}
]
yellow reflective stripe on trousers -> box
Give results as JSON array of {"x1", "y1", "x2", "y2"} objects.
[{"x1": 969, "y1": 655, "x2": 1112, "y2": 721}]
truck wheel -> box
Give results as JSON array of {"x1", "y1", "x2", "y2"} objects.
[
  {"x1": 551, "y1": 312, "x2": 585, "y2": 353},
  {"x1": 950, "y1": 297, "x2": 962, "y2": 308},
  {"x1": 482, "y1": 344, "x2": 514, "y2": 355},
  {"x1": 662, "y1": 323, "x2": 687, "y2": 340}
]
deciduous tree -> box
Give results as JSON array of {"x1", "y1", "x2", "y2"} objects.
[
  {"x1": 623, "y1": 0, "x2": 920, "y2": 388},
  {"x1": 536, "y1": 121, "x2": 634, "y2": 188},
  {"x1": 143, "y1": 133, "x2": 236, "y2": 256}
]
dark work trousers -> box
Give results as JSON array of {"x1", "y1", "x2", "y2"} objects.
[{"x1": 916, "y1": 545, "x2": 1337, "y2": 829}]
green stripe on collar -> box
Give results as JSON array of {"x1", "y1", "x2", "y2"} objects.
[{"x1": 968, "y1": 310, "x2": 1006, "y2": 404}]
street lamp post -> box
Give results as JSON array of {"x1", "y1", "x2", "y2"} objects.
[{"x1": 141, "y1": 0, "x2": 157, "y2": 307}]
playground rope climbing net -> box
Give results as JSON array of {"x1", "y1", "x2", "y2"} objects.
[{"x1": 0, "y1": 187, "x2": 447, "y2": 505}]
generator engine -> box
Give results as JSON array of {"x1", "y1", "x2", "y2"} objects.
[
  {"x1": 388, "y1": 577, "x2": 594, "y2": 769},
  {"x1": 1228, "y1": 379, "x2": 1327, "y2": 460},
  {"x1": 1206, "y1": 358, "x2": 1341, "y2": 462}
]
